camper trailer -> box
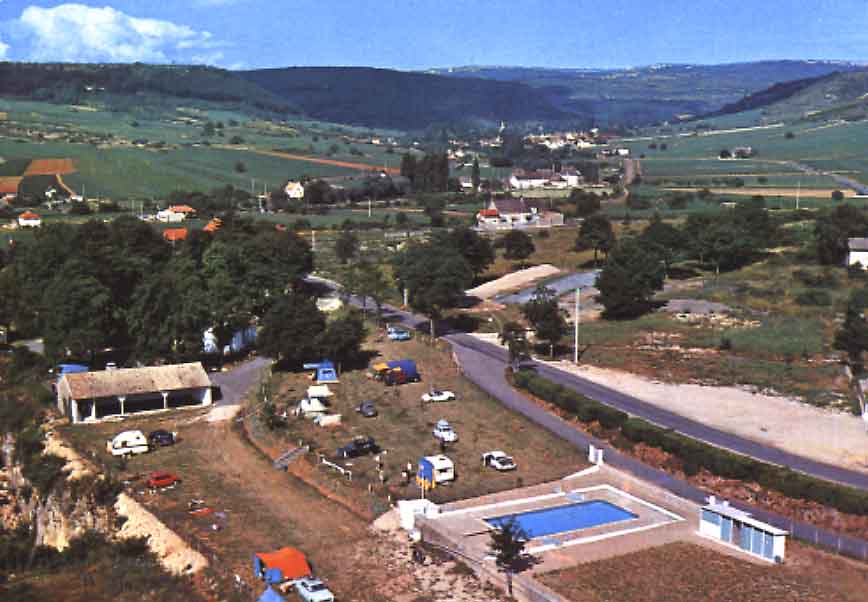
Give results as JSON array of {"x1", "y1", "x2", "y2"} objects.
[{"x1": 106, "y1": 430, "x2": 149, "y2": 456}]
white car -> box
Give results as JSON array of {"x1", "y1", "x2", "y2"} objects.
[
  {"x1": 294, "y1": 577, "x2": 335, "y2": 602},
  {"x1": 482, "y1": 451, "x2": 517, "y2": 471},
  {"x1": 432, "y1": 419, "x2": 458, "y2": 443},
  {"x1": 421, "y1": 389, "x2": 456, "y2": 403}
]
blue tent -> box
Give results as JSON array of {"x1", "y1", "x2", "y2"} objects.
[
  {"x1": 302, "y1": 360, "x2": 339, "y2": 384},
  {"x1": 258, "y1": 586, "x2": 286, "y2": 602}
]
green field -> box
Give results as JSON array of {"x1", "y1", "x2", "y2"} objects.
[
  {"x1": 0, "y1": 98, "x2": 405, "y2": 198},
  {"x1": 627, "y1": 119, "x2": 868, "y2": 192}
]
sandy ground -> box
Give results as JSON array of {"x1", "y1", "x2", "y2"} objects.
[
  {"x1": 665, "y1": 186, "x2": 852, "y2": 198},
  {"x1": 466, "y1": 264, "x2": 561, "y2": 300},
  {"x1": 546, "y1": 360, "x2": 868, "y2": 474},
  {"x1": 115, "y1": 493, "x2": 209, "y2": 575}
]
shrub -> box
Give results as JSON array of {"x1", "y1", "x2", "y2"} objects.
[{"x1": 794, "y1": 289, "x2": 832, "y2": 306}]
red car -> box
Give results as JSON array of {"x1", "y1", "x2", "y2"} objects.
[{"x1": 147, "y1": 471, "x2": 180, "y2": 490}]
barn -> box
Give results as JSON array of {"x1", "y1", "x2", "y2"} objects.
[{"x1": 56, "y1": 362, "x2": 213, "y2": 423}]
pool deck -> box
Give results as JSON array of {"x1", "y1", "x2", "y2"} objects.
[{"x1": 420, "y1": 464, "x2": 705, "y2": 574}]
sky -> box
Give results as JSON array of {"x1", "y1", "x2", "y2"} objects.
[{"x1": 0, "y1": 1, "x2": 866, "y2": 71}]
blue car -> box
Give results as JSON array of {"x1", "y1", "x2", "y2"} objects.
[{"x1": 387, "y1": 328, "x2": 412, "y2": 341}]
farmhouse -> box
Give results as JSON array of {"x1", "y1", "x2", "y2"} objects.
[
  {"x1": 847, "y1": 238, "x2": 868, "y2": 269},
  {"x1": 509, "y1": 170, "x2": 551, "y2": 190},
  {"x1": 56, "y1": 362, "x2": 213, "y2": 424},
  {"x1": 284, "y1": 181, "x2": 305, "y2": 199},
  {"x1": 167, "y1": 204, "x2": 196, "y2": 216},
  {"x1": 157, "y1": 207, "x2": 186, "y2": 223},
  {"x1": 476, "y1": 197, "x2": 564, "y2": 230},
  {"x1": 17, "y1": 210, "x2": 41, "y2": 228}
]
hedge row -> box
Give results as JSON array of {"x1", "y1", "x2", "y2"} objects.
[{"x1": 514, "y1": 370, "x2": 868, "y2": 516}]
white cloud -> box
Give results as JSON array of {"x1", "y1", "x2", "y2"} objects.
[
  {"x1": 0, "y1": 39, "x2": 7, "y2": 59},
  {"x1": 6, "y1": 3, "x2": 228, "y2": 64}
]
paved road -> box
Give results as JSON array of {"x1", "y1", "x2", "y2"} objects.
[{"x1": 211, "y1": 356, "x2": 273, "y2": 407}]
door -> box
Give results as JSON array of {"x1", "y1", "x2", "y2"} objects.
[{"x1": 721, "y1": 517, "x2": 732, "y2": 543}]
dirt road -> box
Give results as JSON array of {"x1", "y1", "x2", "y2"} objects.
[{"x1": 237, "y1": 147, "x2": 400, "y2": 174}]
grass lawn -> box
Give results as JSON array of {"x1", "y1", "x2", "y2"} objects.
[{"x1": 250, "y1": 331, "x2": 589, "y2": 508}]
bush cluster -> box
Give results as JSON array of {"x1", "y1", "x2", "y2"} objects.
[{"x1": 514, "y1": 371, "x2": 868, "y2": 516}]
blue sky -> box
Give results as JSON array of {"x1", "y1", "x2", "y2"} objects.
[{"x1": 0, "y1": 1, "x2": 866, "y2": 70}]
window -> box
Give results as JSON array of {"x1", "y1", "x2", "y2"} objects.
[{"x1": 701, "y1": 509, "x2": 721, "y2": 526}]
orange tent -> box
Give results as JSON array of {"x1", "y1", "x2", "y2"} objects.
[{"x1": 253, "y1": 547, "x2": 311, "y2": 582}]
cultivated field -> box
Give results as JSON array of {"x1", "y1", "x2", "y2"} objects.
[{"x1": 539, "y1": 542, "x2": 868, "y2": 602}]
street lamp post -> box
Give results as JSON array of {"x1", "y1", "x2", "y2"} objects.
[{"x1": 574, "y1": 287, "x2": 580, "y2": 364}]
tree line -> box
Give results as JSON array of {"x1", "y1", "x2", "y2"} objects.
[{"x1": 0, "y1": 214, "x2": 365, "y2": 368}]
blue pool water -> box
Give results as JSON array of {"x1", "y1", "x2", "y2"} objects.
[{"x1": 485, "y1": 500, "x2": 637, "y2": 538}]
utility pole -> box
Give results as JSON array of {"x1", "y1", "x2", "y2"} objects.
[
  {"x1": 574, "y1": 287, "x2": 581, "y2": 364},
  {"x1": 796, "y1": 180, "x2": 801, "y2": 211}
]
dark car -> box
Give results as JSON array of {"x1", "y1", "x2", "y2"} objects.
[
  {"x1": 355, "y1": 400, "x2": 378, "y2": 418},
  {"x1": 337, "y1": 436, "x2": 379, "y2": 459},
  {"x1": 148, "y1": 429, "x2": 176, "y2": 448}
]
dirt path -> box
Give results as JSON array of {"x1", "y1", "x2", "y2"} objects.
[
  {"x1": 56, "y1": 173, "x2": 76, "y2": 196},
  {"x1": 665, "y1": 186, "x2": 850, "y2": 198},
  {"x1": 236, "y1": 147, "x2": 400, "y2": 174}
]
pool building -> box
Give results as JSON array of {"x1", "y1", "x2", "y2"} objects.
[{"x1": 699, "y1": 497, "x2": 787, "y2": 563}]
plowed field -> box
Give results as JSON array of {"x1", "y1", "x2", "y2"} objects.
[
  {"x1": 540, "y1": 542, "x2": 868, "y2": 602},
  {"x1": 23, "y1": 158, "x2": 76, "y2": 175}
]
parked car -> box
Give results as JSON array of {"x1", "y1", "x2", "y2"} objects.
[
  {"x1": 421, "y1": 389, "x2": 456, "y2": 403},
  {"x1": 432, "y1": 419, "x2": 457, "y2": 443},
  {"x1": 106, "y1": 430, "x2": 149, "y2": 456},
  {"x1": 146, "y1": 471, "x2": 180, "y2": 490},
  {"x1": 482, "y1": 451, "x2": 517, "y2": 471},
  {"x1": 148, "y1": 429, "x2": 176, "y2": 447},
  {"x1": 337, "y1": 435, "x2": 380, "y2": 458},
  {"x1": 295, "y1": 577, "x2": 335, "y2": 602},
  {"x1": 355, "y1": 400, "x2": 378, "y2": 418},
  {"x1": 387, "y1": 328, "x2": 412, "y2": 341}
]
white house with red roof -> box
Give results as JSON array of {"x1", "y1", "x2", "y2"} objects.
[{"x1": 18, "y1": 210, "x2": 41, "y2": 228}]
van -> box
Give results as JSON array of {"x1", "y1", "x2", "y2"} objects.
[{"x1": 106, "y1": 430, "x2": 149, "y2": 456}]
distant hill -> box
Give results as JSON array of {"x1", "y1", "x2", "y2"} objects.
[
  {"x1": 704, "y1": 73, "x2": 838, "y2": 118},
  {"x1": 237, "y1": 67, "x2": 571, "y2": 130},
  {"x1": 747, "y1": 69, "x2": 868, "y2": 122},
  {"x1": 429, "y1": 61, "x2": 865, "y2": 126},
  {"x1": 0, "y1": 62, "x2": 293, "y2": 115}
]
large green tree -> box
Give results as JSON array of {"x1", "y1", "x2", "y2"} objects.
[
  {"x1": 258, "y1": 293, "x2": 327, "y2": 368},
  {"x1": 393, "y1": 243, "x2": 473, "y2": 337},
  {"x1": 502, "y1": 230, "x2": 535, "y2": 261},
  {"x1": 815, "y1": 205, "x2": 868, "y2": 265},
  {"x1": 335, "y1": 229, "x2": 359, "y2": 264},
  {"x1": 488, "y1": 517, "x2": 531, "y2": 597},
  {"x1": 42, "y1": 260, "x2": 113, "y2": 361},
  {"x1": 597, "y1": 238, "x2": 665, "y2": 319},
  {"x1": 834, "y1": 298, "x2": 868, "y2": 372},
  {"x1": 522, "y1": 285, "x2": 567, "y2": 357},
  {"x1": 576, "y1": 214, "x2": 615, "y2": 265},
  {"x1": 436, "y1": 227, "x2": 495, "y2": 279}
]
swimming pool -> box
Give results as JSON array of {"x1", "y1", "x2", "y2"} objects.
[{"x1": 485, "y1": 500, "x2": 638, "y2": 538}]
